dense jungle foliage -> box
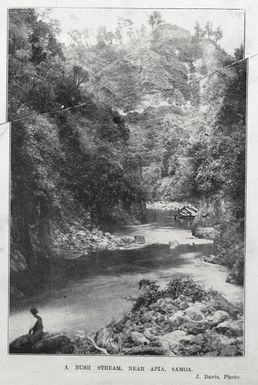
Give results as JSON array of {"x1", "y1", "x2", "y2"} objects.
[{"x1": 9, "y1": 9, "x2": 245, "y2": 293}]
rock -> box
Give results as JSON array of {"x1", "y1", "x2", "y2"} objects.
[
  {"x1": 203, "y1": 254, "x2": 221, "y2": 264},
  {"x1": 182, "y1": 321, "x2": 212, "y2": 335},
  {"x1": 179, "y1": 301, "x2": 189, "y2": 310},
  {"x1": 210, "y1": 339, "x2": 222, "y2": 352},
  {"x1": 189, "y1": 333, "x2": 204, "y2": 345},
  {"x1": 32, "y1": 333, "x2": 74, "y2": 354},
  {"x1": 169, "y1": 240, "x2": 179, "y2": 249},
  {"x1": 124, "y1": 345, "x2": 175, "y2": 356},
  {"x1": 168, "y1": 310, "x2": 185, "y2": 326},
  {"x1": 155, "y1": 298, "x2": 164, "y2": 306},
  {"x1": 9, "y1": 334, "x2": 32, "y2": 353},
  {"x1": 98, "y1": 239, "x2": 110, "y2": 249},
  {"x1": 142, "y1": 322, "x2": 152, "y2": 329},
  {"x1": 9, "y1": 333, "x2": 74, "y2": 354},
  {"x1": 94, "y1": 327, "x2": 122, "y2": 353},
  {"x1": 166, "y1": 303, "x2": 179, "y2": 313},
  {"x1": 120, "y1": 236, "x2": 135, "y2": 245},
  {"x1": 177, "y1": 295, "x2": 191, "y2": 302},
  {"x1": 143, "y1": 328, "x2": 157, "y2": 341},
  {"x1": 208, "y1": 310, "x2": 229, "y2": 325},
  {"x1": 184, "y1": 305, "x2": 204, "y2": 321},
  {"x1": 155, "y1": 298, "x2": 176, "y2": 309},
  {"x1": 164, "y1": 297, "x2": 176, "y2": 304},
  {"x1": 205, "y1": 350, "x2": 219, "y2": 356},
  {"x1": 216, "y1": 320, "x2": 243, "y2": 337},
  {"x1": 154, "y1": 313, "x2": 167, "y2": 324},
  {"x1": 130, "y1": 331, "x2": 149, "y2": 345},
  {"x1": 141, "y1": 310, "x2": 155, "y2": 322},
  {"x1": 131, "y1": 322, "x2": 144, "y2": 332},
  {"x1": 186, "y1": 344, "x2": 202, "y2": 355},
  {"x1": 95, "y1": 327, "x2": 113, "y2": 348},
  {"x1": 190, "y1": 301, "x2": 206, "y2": 312},
  {"x1": 154, "y1": 324, "x2": 163, "y2": 333},
  {"x1": 159, "y1": 330, "x2": 190, "y2": 352},
  {"x1": 192, "y1": 226, "x2": 218, "y2": 240},
  {"x1": 220, "y1": 344, "x2": 241, "y2": 356},
  {"x1": 125, "y1": 320, "x2": 133, "y2": 329},
  {"x1": 134, "y1": 235, "x2": 145, "y2": 244}
]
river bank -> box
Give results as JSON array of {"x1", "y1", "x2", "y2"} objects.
[
  {"x1": 10, "y1": 223, "x2": 147, "y2": 300},
  {"x1": 10, "y1": 277, "x2": 243, "y2": 356},
  {"x1": 81, "y1": 277, "x2": 243, "y2": 356},
  {"x1": 146, "y1": 201, "x2": 195, "y2": 211},
  {"x1": 9, "y1": 215, "x2": 243, "y2": 347}
]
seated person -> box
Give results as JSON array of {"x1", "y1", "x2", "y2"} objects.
[{"x1": 28, "y1": 307, "x2": 44, "y2": 344}]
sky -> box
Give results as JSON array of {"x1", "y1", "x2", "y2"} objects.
[{"x1": 47, "y1": 8, "x2": 245, "y2": 55}]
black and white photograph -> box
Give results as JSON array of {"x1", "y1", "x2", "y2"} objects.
[{"x1": 8, "y1": 6, "x2": 246, "y2": 358}]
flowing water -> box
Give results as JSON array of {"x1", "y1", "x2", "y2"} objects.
[{"x1": 9, "y1": 209, "x2": 244, "y2": 342}]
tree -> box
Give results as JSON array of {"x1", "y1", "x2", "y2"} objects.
[
  {"x1": 193, "y1": 21, "x2": 223, "y2": 43},
  {"x1": 105, "y1": 31, "x2": 115, "y2": 46},
  {"x1": 116, "y1": 18, "x2": 135, "y2": 43},
  {"x1": 140, "y1": 24, "x2": 147, "y2": 39},
  {"x1": 234, "y1": 44, "x2": 244, "y2": 61},
  {"x1": 148, "y1": 11, "x2": 164, "y2": 30},
  {"x1": 193, "y1": 21, "x2": 202, "y2": 40},
  {"x1": 72, "y1": 65, "x2": 89, "y2": 89},
  {"x1": 8, "y1": 8, "x2": 65, "y2": 118},
  {"x1": 204, "y1": 21, "x2": 213, "y2": 39},
  {"x1": 68, "y1": 29, "x2": 91, "y2": 47},
  {"x1": 192, "y1": 46, "x2": 246, "y2": 218},
  {"x1": 96, "y1": 25, "x2": 108, "y2": 44},
  {"x1": 214, "y1": 26, "x2": 223, "y2": 42}
]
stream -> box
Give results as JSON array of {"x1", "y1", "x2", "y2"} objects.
[{"x1": 9, "y1": 209, "x2": 244, "y2": 342}]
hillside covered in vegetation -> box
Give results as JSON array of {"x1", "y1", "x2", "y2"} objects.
[{"x1": 9, "y1": 9, "x2": 245, "y2": 298}]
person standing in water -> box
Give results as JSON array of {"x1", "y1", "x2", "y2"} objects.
[{"x1": 28, "y1": 307, "x2": 44, "y2": 344}]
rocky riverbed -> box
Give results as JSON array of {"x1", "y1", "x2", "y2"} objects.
[
  {"x1": 146, "y1": 201, "x2": 191, "y2": 211},
  {"x1": 10, "y1": 278, "x2": 243, "y2": 356},
  {"x1": 52, "y1": 223, "x2": 146, "y2": 260},
  {"x1": 81, "y1": 280, "x2": 243, "y2": 357}
]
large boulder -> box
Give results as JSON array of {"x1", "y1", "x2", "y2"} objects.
[
  {"x1": 9, "y1": 334, "x2": 32, "y2": 353},
  {"x1": 130, "y1": 331, "x2": 149, "y2": 345},
  {"x1": 159, "y1": 330, "x2": 190, "y2": 353},
  {"x1": 178, "y1": 301, "x2": 190, "y2": 310},
  {"x1": 141, "y1": 310, "x2": 155, "y2": 323},
  {"x1": 207, "y1": 310, "x2": 229, "y2": 325},
  {"x1": 215, "y1": 320, "x2": 243, "y2": 337},
  {"x1": 219, "y1": 344, "x2": 242, "y2": 356},
  {"x1": 9, "y1": 333, "x2": 74, "y2": 354},
  {"x1": 168, "y1": 310, "x2": 185, "y2": 327},
  {"x1": 94, "y1": 326, "x2": 121, "y2": 353},
  {"x1": 184, "y1": 304, "x2": 204, "y2": 321},
  {"x1": 32, "y1": 333, "x2": 74, "y2": 354},
  {"x1": 169, "y1": 240, "x2": 179, "y2": 249},
  {"x1": 95, "y1": 327, "x2": 113, "y2": 348},
  {"x1": 181, "y1": 321, "x2": 213, "y2": 335},
  {"x1": 124, "y1": 345, "x2": 175, "y2": 356},
  {"x1": 176, "y1": 294, "x2": 192, "y2": 303},
  {"x1": 143, "y1": 328, "x2": 157, "y2": 341},
  {"x1": 166, "y1": 303, "x2": 180, "y2": 313}
]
